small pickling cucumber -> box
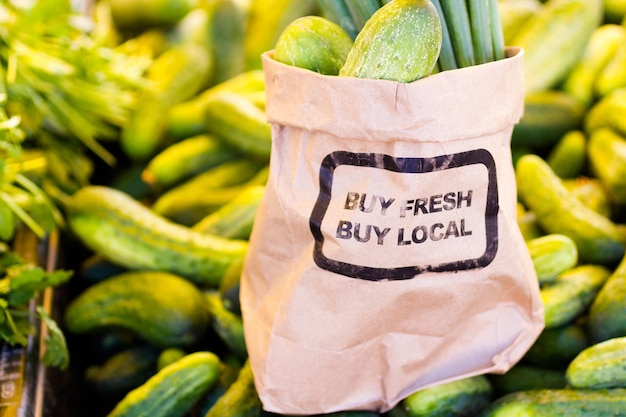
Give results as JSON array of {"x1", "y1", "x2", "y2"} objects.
[
  {"x1": 339, "y1": 0, "x2": 442, "y2": 82},
  {"x1": 65, "y1": 271, "x2": 209, "y2": 348},
  {"x1": 588, "y1": 254, "x2": 626, "y2": 343},
  {"x1": 65, "y1": 185, "x2": 248, "y2": 287},
  {"x1": 526, "y1": 233, "x2": 578, "y2": 286},
  {"x1": 566, "y1": 336, "x2": 626, "y2": 389},
  {"x1": 273, "y1": 15, "x2": 353, "y2": 75}
]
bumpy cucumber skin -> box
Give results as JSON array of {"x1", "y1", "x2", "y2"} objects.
[
  {"x1": 546, "y1": 130, "x2": 587, "y2": 179},
  {"x1": 478, "y1": 388, "x2": 626, "y2": 416},
  {"x1": 274, "y1": 15, "x2": 353, "y2": 75},
  {"x1": 515, "y1": 154, "x2": 625, "y2": 266},
  {"x1": 66, "y1": 186, "x2": 248, "y2": 287},
  {"x1": 339, "y1": 0, "x2": 442, "y2": 83},
  {"x1": 107, "y1": 351, "x2": 221, "y2": 417},
  {"x1": 588, "y1": 254, "x2": 626, "y2": 343},
  {"x1": 403, "y1": 375, "x2": 493, "y2": 417},
  {"x1": 541, "y1": 264, "x2": 611, "y2": 329},
  {"x1": 526, "y1": 233, "x2": 578, "y2": 286},
  {"x1": 64, "y1": 271, "x2": 209, "y2": 348},
  {"x1": 566, "y1": 337, "x2": 626, "y2": 389},
  {"x1": 205, "y1": 291, "x2": 247, "y2": 358}
]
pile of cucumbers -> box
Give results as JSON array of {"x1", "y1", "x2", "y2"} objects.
[{"x1": 53, "y1": 0, "x2": 626, "y2": 416}]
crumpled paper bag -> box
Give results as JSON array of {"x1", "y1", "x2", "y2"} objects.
[{"x1": 240, "y1": 47, "x2": 544, "y2": 415}]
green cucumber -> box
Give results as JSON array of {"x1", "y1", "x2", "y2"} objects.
[
  {"x1": 204, "y1": 291, "x2": 246, "y2": 358},
  {"x1": 588, "y1": 253, "x2": 626, "y2": 343},
  {"x1": 541, "y1": 264, "x2": 611, "y2": 328},
  {"x1": 142, "y1": 134, "x2": 239, "y2": 191},
  {"x1": 526, "y1": 233, "x2": 578, "y2": 286},
  {"x1": 523, "y1": 323, "x2": 589, "y2": 367},
  {"x1": 546, "y1": 130, "x2": 587, "y2": 179},
  {"x1": 585, "y1": 88, "x2": 626, "y2": 138},
  {"x1": 86, "y1": 346, "x2": 160, "y2": 395},
  {"x1": 167, "y1": 69, "x2": 265, "y2": 141},
  {"x1": 66, "y1": 185, "x2": 248, "y2": 287},
  {"x1": 509, "y1": 0, "x2": 603, "y2": 93},
  {"x1": 515, "y1": 154, "x2": 625, "y2": 265},
  {"x1": 564, "y1": 177, "x2": 612, "y2": 218},
  {"x1": 65, "y1": 271, "x2": 209, "y2": 348},
  {"x1": 562, "y1": 23, "x2": 626, "y2": 107},
  {"x1": 192, "y1": 184, "x2": 264, "y2": 239},
  {"x1": 402, "y1": 375, "x2": 493, "y2": 417},
  {"x1": 512, "y1": 90, "x2": 586, "y2": 150},
  {"x1": 478, "y1": 388, "x2": 626, "y2": 416},
  {"x1": 108, "y1": 0, "x2": 197, "y2": 30},
  {"x1": 339, "y1": 0, "x2": 442, "y2": 83},
  {"x1": 204, "y1": 359, "x2": 262, "y2": 417},
  {"x1": 107, "y1": 351, "x2": 221, "y2": 417},
  {"x1": 489, "y1": 365, "x2": 566, "y2": 396},
  {"x1": 588, "y1": 127, "x2": 626, "y2": 205},
  {"x1": 152, "y1": 162, "x2": 267, "y2": 226},
  {"x1": 273, "y1": 15, "x2": 354, "y2": 75},
  {"x1": 566, "y1": 336, "x2": 626, "y2": 389},
  {"x1": 203, "y1": 91, "x2": 272, "y2": 162}
]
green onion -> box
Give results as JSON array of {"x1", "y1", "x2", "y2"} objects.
[
  {"x1": 488, "y1": 0, "x2": 506, "y2": 60},
  {"x1": 468, "y1": 0, "x2": 494, "y2": 64},
  {"x1": 440, "y1": 0, "x2": 476, "y2": 68},
  {"x1": 344, "y1": 0, "x2": 382, "y2": 32},
  {"x1": 316, "y1": 0, "x2": 359, "y2": 39},
  {"x1": 432, "y1": 0, "x2": 458, "y2": 70}
]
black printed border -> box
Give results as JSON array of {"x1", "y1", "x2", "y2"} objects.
[{"x1": 309, "y1": 149, "x2": 499, "y2": 281}]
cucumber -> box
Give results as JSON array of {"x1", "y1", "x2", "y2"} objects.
[
  {"x1": 546, "y1": 130, "x2": 587, "y2": 179},
  {"x1": 511, "y1": 90, "x2": 586, "y2": 150},
  {"x1": 273, "y1": 15, "x2": 354, "y2": 75},
  {"x1": 523, "y1": 323, "x2": 589, "y2": 367},
  {"x1": 585, "y1": 88, "x2": 626, "y2": 138},
  {"x1": 167, "y1": 69, "x2": 265, "y2": 141},
  {"x1": 107, "y1": 351, "x2": 221, "y2": 417},
  {"x1": 489, "y1": 365, "x2": 566, "y2": 396},
  {"x1": 206, "y1": 0, "x2": 246, "y2": 84},
  {"x1": 339, "y1": 0, "x2": 442, "y2": 83},
  {"x1": 243, "y1": 0, "x2": 318, "y2": 70},
  {"x1": 526, "y1": 233, "x2": 578, "y2": 286},
  {"x1": 65, "y1": 271, "x2": 209, "y2": 348},
  {"x1": 566, "y1": 336, "x2": 626, "y2": 389},
  {"x1": 152, "y1": 161, "x2": 267, "y2": 226},
  {"x1": 108, "y1": 0, "x2": 197, "y2": 30},
  {"x1": 588, "y1": 253, "x2": 626, "y2": 343},
  {"x1": 540, "y1": 264, "x2": 611, "y2": 328},
  {"x1": 65, "y1": 185, "x2": 249, "y2": 287},
  {"x1": 594, "y1": 35, "x2": 626, "y2": 97},
  {"x1": 156, "y1": 348, "x2": 187, "y2": 371},
  {"x1": 86, "y1": 346, "x2": 160, "y2": 395},
  {"x1": 497, "y1": 0, "x2": 542, "y2": 45},
  {"x1": 402, "y1": 375, "x2": 493, "y2": 417},
  {"x1": 205, "y1": 291, "x2": 247, "y2": 358},
  {"x1": 121, "y1": 43, "x2": 213, "y2": 161},
  {"x1": 564, "y1": 177, "x2": 612, "y2": 218},
  {"x1": 142, "y1": 134, "x2": 239, "y2": 191},
  {"x1": 561, "y1": 24, "x2": 626, "y2": 107},
  {"x1": 478, "y1": 388, "x2": 626, "y2": 417},
  {"x1": 509, "y1": 0, "x2": 603, "y2": 93},
  {"x1": 515, "y1": 154, "x2": 625, "y2": 265},
  {"x1": 202, "y1": 91, "x2": 272, "y2": 162},
  {"x1": 587, "y1": 127, "x2": 626, "y2": 205},
  {"x1": 192, "y1": 184, "x2": 264, "y2": 239},
  {"x1": 516, "y1": 203, "x2": 543, "y2": 242},
  {"x1": 204, "y1": 359, "x2": 262, "y2": 417}
]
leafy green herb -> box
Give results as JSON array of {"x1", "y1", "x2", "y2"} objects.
[{"x1": 0, "y1": 250, "x2": 72, "y2": 369}]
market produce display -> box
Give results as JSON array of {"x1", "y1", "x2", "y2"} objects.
[{"x1": 1, "y1": 0, "x2": 626, "y2": 415}]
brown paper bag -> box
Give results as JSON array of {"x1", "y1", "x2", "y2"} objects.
[{"x1": 240, "y1": 47, "x2": 544, "y2": 415}]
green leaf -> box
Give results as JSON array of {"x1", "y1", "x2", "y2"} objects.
[
  {"x1": 37, "y1": 306, "x2": 69, "y2": 370},
  {"x1": 6, "y1": 265, "x2": 72, "y2": 307}
]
